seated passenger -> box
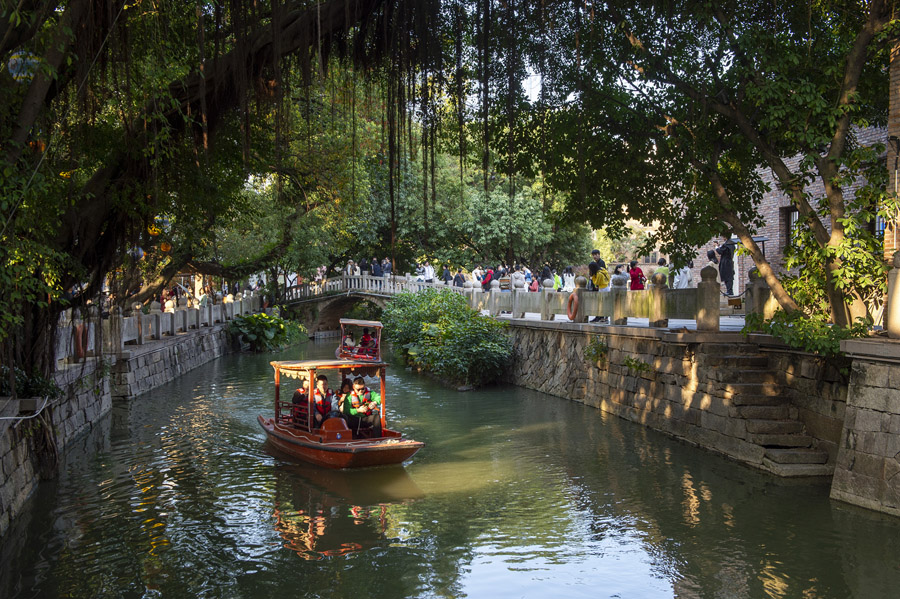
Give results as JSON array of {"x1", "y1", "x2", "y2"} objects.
[
  {"x1": 359, "y1": 328, "x2": 373, "y2": 348},
  {"x1": 342, "y1": 332, "x2": 356, "y2": 348},
  {"x1": 312, "y1": 374, "x2": 341, "y2": 427},
  {"x1": 337, "y1": 378, "x2": 353, "y2": 407},
  {"x1": 342, "y1": 376, "x2": 382, "y2": 438},
  {"x1": 291, "y1": 378, "x2": 310, "y2": 424}
]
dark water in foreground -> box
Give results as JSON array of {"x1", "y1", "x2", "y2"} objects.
[{"x1": 2, "y1": 341, "x2": 900, "y2": 598}]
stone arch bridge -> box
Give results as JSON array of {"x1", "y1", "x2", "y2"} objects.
[{"x1": 285, "y1": 290, "x2": 391, "y2": 337}]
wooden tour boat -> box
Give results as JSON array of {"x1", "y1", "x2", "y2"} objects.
[
  {"x1": 334, "y1": 318, "x2": 383, "y2": 361},
  {"x1": 258, "y1": 337, "x2": 423, "y2": 468}
]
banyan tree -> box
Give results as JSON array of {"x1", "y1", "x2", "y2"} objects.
[{"x1": 2, "y1": 0, "x2": 896, "y2": 389}]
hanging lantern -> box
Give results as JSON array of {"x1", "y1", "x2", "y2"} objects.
[
  {"x1": 159, "y1": 241, "x2": 172, "y2": 253},
  {"x1": 7, "y1": 52, "x2": 38, "y2": 83},
  {"x1": 129, "y1": 247, "x2": 144, "y2": 261},
  {"x1": 148, "y1": 215, "x2": 170, "y2": 236}
]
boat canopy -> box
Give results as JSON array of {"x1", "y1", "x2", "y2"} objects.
[
  {"x1": 271, "y1": 359, "x2": 386, "y2": 378},
  {"x1": 338, "y1": 318, "x2": 383, "y2": 328}
]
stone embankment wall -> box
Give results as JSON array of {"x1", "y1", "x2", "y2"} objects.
[
  {"x1": 504, "y1": 321, "x2": 848, "y2": 477},
  {"x1": 0, "y1": 324, "x2": 231, "y2": 538},
  {"x1": 831, "y1": 339, "x2": 900, "y2": 517},
  {"x1": 110, "y1": 326, "x2": 231, "y2": 398}
]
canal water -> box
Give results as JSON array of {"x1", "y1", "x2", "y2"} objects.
[{"x1": 3, "y1": 341, "x2": 900, "y2": 598}]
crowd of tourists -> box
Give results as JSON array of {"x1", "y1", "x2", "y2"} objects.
[{"x1": 334, "y1": 236, "x2": 737, "y2": 299}]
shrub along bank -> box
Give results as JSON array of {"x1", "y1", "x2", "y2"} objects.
[
  {"x1": 227, "y1": 312, "x2": 307, "y2": 352},
  {"x1": 381, "y1": 289, "x2": 512, "y2": 387}
]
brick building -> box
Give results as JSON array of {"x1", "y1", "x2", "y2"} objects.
[{"x1": 685, "y1": 126, "x2": 888, "y2": 298}]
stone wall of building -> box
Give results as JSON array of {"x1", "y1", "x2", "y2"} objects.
[
  {"x1": 1, "y1": 323, "x2": 232, "y2": 538},
  {"x1": 830, "y1": 339, "x2": 900, "y2": 517}
]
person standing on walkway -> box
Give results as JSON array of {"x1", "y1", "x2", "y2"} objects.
[
  {"x1": 453, "y1": 268, "x2": 466, "y2": 287},
  {"x1": 673, "y1": 261, "x2": 694, "y2": 289},
  {"x1": 716, "y1": 238, "x2": 735, "y2": 296},
  {"x1": 588, "y1": 250, "x2": 608, "y2": 291},
  {"x1": 588, "y1": 250, "x2": 610, "y2": 323},
  {"x1": 654, "y1": 258, "x2": 671, "y2": 286},
  {"x1": 628, "y1": 260, "x2": 645, "y2": 290}
]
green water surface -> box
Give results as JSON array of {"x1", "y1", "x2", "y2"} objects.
[{"x1": 2, "y1": 341, "x2": 899, "y2": 598}]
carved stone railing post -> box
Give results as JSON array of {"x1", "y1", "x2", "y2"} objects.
[
  {"x1": 648, "y1": 272, "x2": 668, "y2": 328},
  {"x1": 489, "y1": 280, "x2": 501, "y2": 316},
  {"x1": 148, "y1": 301, "x2": 162, "y2": 340},
  {"x1": 696, "y1": 265, "x2": 720, "y2": 332},
  {"x1": 610, "y1": 273, "x2": 629, "y2": 325},
  {"x1": 887, "y1": 251, "x2": 900, "y2": 338},
  {"x1": 745, "y1": 268, "x2": 778, "y2": 321},
  {"x1": 512, "y1": 278, "x2": 527, "y2": 318},
  {"x1": 134, "y1": 302, "x2": 145, "y2": 344},
  {"x1": 540, "y1": 279, "x2": 555, "y2": 321},
  {"x1": 103, "y1": 306, "x2": 124, "y2": 353}
]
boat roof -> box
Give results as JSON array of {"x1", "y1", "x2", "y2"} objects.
[
  {"x1": 271, "y1": 359, "x2": 388, "y2": 372},
  {"x1": 339, "y1": 319, "x2": 383, "y2": 328}
]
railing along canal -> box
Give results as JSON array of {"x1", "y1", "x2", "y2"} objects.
[
  {"x1": 56, "y1": 292, "x2": 264, "y2": 367},
  {"x1": 281, "y1": 265, "x2": 787, "y2": 331}
]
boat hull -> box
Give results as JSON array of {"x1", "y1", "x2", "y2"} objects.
[{"x1": 258, "y1": 416, "x2": 423, "y2": 469}]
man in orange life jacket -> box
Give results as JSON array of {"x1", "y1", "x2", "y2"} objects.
[
  {"x1": 312, "y1": 374, "x2": 341, "y2": 427},
  {"x1": 342, "y1": 376, "x2": 382, "y2": 437}
]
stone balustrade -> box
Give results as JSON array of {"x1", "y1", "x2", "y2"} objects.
[
  {"x1": 55, "y1": 291, "x2": 263, "y2": 366},
  {"x1": 278, "y1": 266, "x2": 790, "y2": 332}
]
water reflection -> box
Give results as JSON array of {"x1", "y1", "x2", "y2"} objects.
[{"x1": 270, "y1": 457, "x2": 423, "y2": 560}]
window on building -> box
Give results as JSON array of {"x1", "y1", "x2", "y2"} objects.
[{"x1": 783, "y1": 207, "x2": 799, "y2": 246}]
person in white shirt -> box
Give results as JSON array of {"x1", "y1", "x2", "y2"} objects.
[
  {"x1": 423, "y1": 262, "x2": 435, "y2": 283},
  {"x1": 673, "y1": 261, "x2": 694, "y2": 289}
]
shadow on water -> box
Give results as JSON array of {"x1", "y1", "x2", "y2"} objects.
[{"x1": 2, "y1": 339, "x2": 900, "y2": 598}]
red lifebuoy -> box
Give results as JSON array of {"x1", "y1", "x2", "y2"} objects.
[{"x1": 566, "y1": 292, "x2": 579, "y2": 321}]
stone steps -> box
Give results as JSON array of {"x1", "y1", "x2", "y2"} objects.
[
  {"x1": 724, "y1": 369, "x2": 780, "y2": 385},
  {"x1": 712, "y1": 351, "x2": 832, "y2": 476},
  {"x1": 748, "y1": 433, "x2": 814, "y2": 448},
  {"x1": 745, "y1": 419, "x2": 804, "y2": 435},
  {"x1": 736, "y1": 405, "x2": 792, "y2": 420},
  {"x1": 761, "y1": 458, "x2": 833, "y2": 477},
  {"x1": 765, "y1": 447, "x2": 829, "y2": 465},
  {"x1": 729, "y1": 392, "x2": 786, "y2": 407},
  {"x1": 723, "y1": 382, "x2": 783, "y2": 398}
]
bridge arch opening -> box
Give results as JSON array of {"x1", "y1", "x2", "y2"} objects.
[{"x1": 290, "y1": 294, "x2": 388, "y2": 337}]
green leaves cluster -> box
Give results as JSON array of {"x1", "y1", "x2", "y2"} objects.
[
  {"x1": 622, "y1": 356, "x2": 652, "y2": 375},
  {"x1": 227, "y1": 313, "x2": 306, "y2": 353},
  {"x1": 743, "y1": 311, "x2": 871, "y2": 358},
  {"x1": 780, "y1": 146, "x2": 896, "y2": 317},
  {"x1": 0, "y1": 365, "x2": 62, "y2": 399},
  {"x1": 583, "y1": 336, "x2": 608, "y2": 366},
  {"x1": 381, "y1": 289, "x2": 512, "y2": 387}
]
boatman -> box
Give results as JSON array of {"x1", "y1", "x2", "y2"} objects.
[{"x1": 343, "y1": 376, "x2": 382, "y2": 437}]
